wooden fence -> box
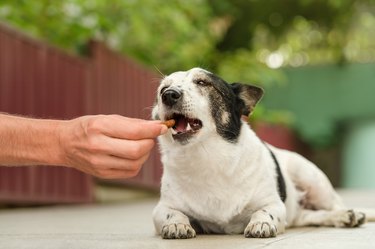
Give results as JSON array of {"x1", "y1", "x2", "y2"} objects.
[{"x1": 0, "y1": 22, "x2": 162, "y2": 204}]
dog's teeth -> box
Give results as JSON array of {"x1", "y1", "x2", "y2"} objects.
[
  {"x1": 186, "y1": 122, "x2": 192, "y2": 131},
  {"x1": 171, "y1": 128, "x2": 177, "y2": 135}
]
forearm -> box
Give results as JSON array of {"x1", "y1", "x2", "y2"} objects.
[
  {"x1": 0, "y1": 113, "x2": 166, "y2": 178},
  {"x1": 0, "y1": 113, "x2": 64, "y2": 166}
]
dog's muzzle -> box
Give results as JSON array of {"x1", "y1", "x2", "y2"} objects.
[
  {"x1": 162, "y1": 89, "x2": 182, "y2": 107},
  {"x1": 160, "y1": 87, "x2": 203, "y2": 144}
]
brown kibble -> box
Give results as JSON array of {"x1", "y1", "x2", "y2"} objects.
[{"x1": 163, "y1": 119, "x2": 175, "y2": 128}]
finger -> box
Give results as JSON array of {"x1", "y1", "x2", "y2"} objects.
[
  {"x1": 95, "y1": 136, "x2": 156, "y2": 160},
  {"x1": 94, "y1": 168, "x2": 140, "y2": 179},
  {"x1": 92, "y1": 153, "x2": 150, "y2": 179},
  {"x1": 90, "y1": 152, "x2": 151, "y2": 172},
  {"x1": 102, "y1": 116, "x2": 167, "y2": 139}
]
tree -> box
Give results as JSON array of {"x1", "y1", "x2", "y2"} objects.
[
  {"x1": 209, "y1": 0, "x2": 375, "y2": 68},
  {"x1": 1, "y1": 0, "x2": 374, "y2": 82},
  {"x1": 0, "y1": 0, "x2": 217, "y2": 72}
]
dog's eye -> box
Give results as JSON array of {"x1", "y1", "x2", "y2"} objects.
[{"x1": 195, "y1": 79, "x2": 209, "y2": 86}]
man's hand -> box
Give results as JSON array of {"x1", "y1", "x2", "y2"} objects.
[{"x1": 58, "y1": 115, "x2": 167, "y2": 179}]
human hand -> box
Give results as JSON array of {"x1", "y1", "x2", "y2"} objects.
[{"x1": 57, "y1": 115, "x2": 167, "y2": 179}]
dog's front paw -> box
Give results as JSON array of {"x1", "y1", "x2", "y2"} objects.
[
  {"x1": 161, "y1": 223, "x2": 196, "y2": 239},
  {"x1": 244, "y1": 221, "x2": 277, "y2": 238},
  {"x1": 334, "y1": 209, "x2": 366, "y2": 228}
]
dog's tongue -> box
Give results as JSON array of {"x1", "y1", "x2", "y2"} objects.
[{"x1": 175, "y1": 117, "x2": 188, "y2": 132}]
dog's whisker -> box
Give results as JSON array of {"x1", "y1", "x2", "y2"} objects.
[
  {"x1": 143, "y1": 105, "x2": 155, "y2": 111},
  {"x1": 142, "y1": 105, "x2": 157, "y2": 120},
  {"x1": 153, "y1": 65, "x2": 165, "y2": 77}
]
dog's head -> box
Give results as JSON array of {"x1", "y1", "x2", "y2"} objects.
[{"x1": 152, "y1": 68, "x2": 263, "y2": 145}]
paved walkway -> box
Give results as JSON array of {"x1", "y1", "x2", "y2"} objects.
[{"x1": 0, "y1": 190, "x2": 374, "y2": 249}]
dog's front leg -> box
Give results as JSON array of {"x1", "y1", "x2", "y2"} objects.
[
  {"x1": 244, "y1": 202, "x2": 286, "y2": 238},
  {"x1": 153, "y1": 202, "x2": 196, "y2": 239}
]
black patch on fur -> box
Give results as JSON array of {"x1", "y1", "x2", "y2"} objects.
[
  {"x1": 204, "y1": 72, "x2": 244, "y2": 142},
  {"x1": 269, "y1": 214, "x2": 274, "y2": 220},
  {"x1": 264, "y1": 143, "x2": 287, "y2": 202}
]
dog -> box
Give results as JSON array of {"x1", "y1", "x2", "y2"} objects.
[{"x1": 151, "y1": 67, "x2": 375, "y2": 239}]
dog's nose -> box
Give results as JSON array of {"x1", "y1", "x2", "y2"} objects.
[{"x1": 162, "y1": 89, "x2": 182, "y2": 106}]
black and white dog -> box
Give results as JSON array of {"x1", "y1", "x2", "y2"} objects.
[{"x1": 152, "y1": 68, "x2": 375, "y2": 239}]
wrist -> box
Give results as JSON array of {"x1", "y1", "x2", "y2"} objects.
[{"x1": 47, "y1": 119, "x2": 68, "y2": 166}]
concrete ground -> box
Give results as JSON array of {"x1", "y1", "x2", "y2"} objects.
[{"x1": 0, "y1": 189, "x2": 375, "y2": 249}]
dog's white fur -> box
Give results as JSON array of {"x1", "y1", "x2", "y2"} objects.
[{"x1": 152, "y1": 68, "x2": 373, "y2": 239}]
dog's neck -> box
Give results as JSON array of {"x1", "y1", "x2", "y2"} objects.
[{"x1": 159, "y1": 121, "x2": 263, "y2": 178}]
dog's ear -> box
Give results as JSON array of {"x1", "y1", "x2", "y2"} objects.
[{"x1": 231, "y1": 83, "x2": 264, "y2": 116}]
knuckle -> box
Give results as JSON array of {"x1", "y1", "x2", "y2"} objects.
[
  {"x1": 127, "y1": 161, "x2": 143, "y2": 172},
  {"x1": 86, "y1": 116, "x2": 105, "y2": 134},
  {"x1": 126, "y1": 164, "x2": 142, "y2": 177},
  {"x1": 87, "y1": 136, "x2": 104, "y2": 153},
  {"x1": 87, "y1": 155, "x2": 102, "y2": 168},
  {"x1": 128, "y1": 144, "x2": 144, "y2": 159},
  {"x1": 129, "y1": 140, "x2": 154, "y2": 159},
  {"x1": 126, "y1": 170, "x2": 140, "y2": 178},
  {"x1": 146, "y1": 139, "x2": 155, "y2": 148}
]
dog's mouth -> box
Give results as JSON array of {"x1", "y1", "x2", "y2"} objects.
[{"x1": 166, "y1": 113, "x2": 203, "y2": 141}]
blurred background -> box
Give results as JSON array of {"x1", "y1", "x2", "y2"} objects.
[{"x1": 0, "y1": 0, "x2": 375, "y2": 206}]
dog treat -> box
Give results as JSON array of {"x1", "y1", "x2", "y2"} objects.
[{"x1": 163, "y1": 119, "x2": 176, "y2": 128}]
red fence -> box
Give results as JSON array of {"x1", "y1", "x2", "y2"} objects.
[
  {"x1": 87, "y1": 41, "x2": 163, "y2": 189},
  {"x1": 0, "y1": 23, "x2": 162, "y2": 204}
]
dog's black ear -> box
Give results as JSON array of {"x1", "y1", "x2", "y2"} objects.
[{"x1": 231, "y1": 83, "x2": 264, "y2": 116}]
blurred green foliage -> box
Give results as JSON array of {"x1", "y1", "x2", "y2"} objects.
[
  {"x1": 251, "y1": 105, "x2": 295, "y2": 127},
  {"x1": 0, "y1": 0, "x2": 217, "y2": 72},
  {"x1": 1, "y1": 0, "x2": 374, "y2": 82}
]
